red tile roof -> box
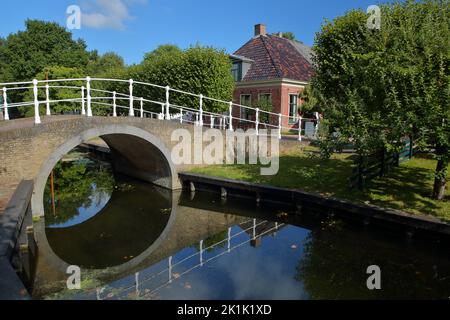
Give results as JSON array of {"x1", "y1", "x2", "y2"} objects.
[{"x1": 233, "y1": 35, "x2": 314, "y2": 82}]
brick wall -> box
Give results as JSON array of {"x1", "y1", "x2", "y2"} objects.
[{"x1": 232, "y1": 84, "x2": 305, "y2": 130}]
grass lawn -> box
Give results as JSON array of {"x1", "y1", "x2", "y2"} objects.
[{"x1": 190, "y1": 147, "x2": 450, "y2": 221}]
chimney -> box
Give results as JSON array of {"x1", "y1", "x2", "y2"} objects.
[{"x1": 254, "y1": 24, "x2": 266, "y2": 37}]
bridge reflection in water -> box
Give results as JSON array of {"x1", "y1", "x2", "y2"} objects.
[
  {"x1": 31, "y1": 149, "x2": 450, "y2": 300},
  {"x1": 100, "y1": 218, "x2": 285, "y2": 300},
  {"x1": 32, "y1": 148, "x2": 291, "y2": 299}
]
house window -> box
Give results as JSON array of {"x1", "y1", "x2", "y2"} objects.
[
  {"x1": 288, "y1": 94, "x2": 298, "y2": 124},
  {"x1": 240, "y1": 94, "x2": 251, "y2": 120},
  {"x1": 258, "y1": 93, "x2": 271, "y2": 105},
  {"x1": 257, "y1": 93, "x2": 272, "y2": 123},
  {"x1": 231, "y1": 62, "x2": 242, "y2": 82}
]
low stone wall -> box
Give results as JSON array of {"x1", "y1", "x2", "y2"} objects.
[
  {"x1": 0, "y1": 180, "x2": 35, "y2": 299},
  {"x1": 179, "y1": 172, "x2": 450, "y2": 240}
]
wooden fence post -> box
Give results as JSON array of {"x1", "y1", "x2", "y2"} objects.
[
  {"x1": 409, "y1": 135, "x2": 414, "y2": 159},
  {"x1": 395, "y1": 152, "x2": 400, "y2": 167},
  {"x1": 358, "y1": 156, "x2": 364, "y2": 189}
]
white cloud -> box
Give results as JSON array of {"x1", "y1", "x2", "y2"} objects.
[{"x1": 81, "y1": 0, "x2": 147, "y2": 30}]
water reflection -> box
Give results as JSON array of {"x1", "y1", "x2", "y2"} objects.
[
  {"x1": 44, "y1": 153, "x2": 114, "y2": 228},
  {"x1": 297, "y1": 226, "x2": 450, "y2": 299},
  {"x1": 33, "y1": 149, "x2": 450, "y2": 300},
  {"x1": 42, "y1": 149, "x2": 172, "y2": 269}
]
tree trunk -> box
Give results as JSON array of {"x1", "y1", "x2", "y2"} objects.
[{"x1": 432, "y1": 157, "x2": 448, "y2": 200}]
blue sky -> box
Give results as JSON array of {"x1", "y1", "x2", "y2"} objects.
[{"x1": 0, "y1": 0, "x2": 393, "y2": 65}]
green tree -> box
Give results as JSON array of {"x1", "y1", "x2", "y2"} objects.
[
  {"x1": 0, "y1": 20, "x2": 90, "y2": 82},
  {"x1": 280, "y1": 32, "x2": 296, "y2": 40},
  {"x1": 310, "y1": 0, "x2": 449, "y2": 199},
  {"x1": 0, "y1": 20, "x2": 96, "y2": 118},
  {"x1": 44, "y1": 159, "x2": 115, "y2": 226},
  {"x1": 87, "y1": 51, "x2": 125, "y2": 76},
  {"x1": 143, "y1": 44, "x2": 182, "y2": 62},
  {"x1": 129, "y1": 44, "x2": 235, "y2": 113},
  {"x1": 299, "y1": 84, "x2": 320, "y2": 113},
  {"x1": 20, "y1": 66, "x2": 84, "y2": 116}
]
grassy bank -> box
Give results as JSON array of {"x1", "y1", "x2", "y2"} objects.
[{"x1": 190, "y1": 147, "x2": 450, "y2": 221}]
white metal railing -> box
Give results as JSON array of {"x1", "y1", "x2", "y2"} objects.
[
  {"x1": 93, "y1": 219, "x2": 284, "y2": 300},
  {"x1": 0, "y1": 77, "x2": 320, "y2": 140}
]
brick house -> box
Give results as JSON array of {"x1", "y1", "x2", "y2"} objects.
[{"x1": 230, "y1": 24, "x2": 314, "y2": 130}]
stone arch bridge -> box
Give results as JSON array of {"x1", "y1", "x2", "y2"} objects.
[{"x1": 0, "y1": 115, "x2": 300, "y2": 217}]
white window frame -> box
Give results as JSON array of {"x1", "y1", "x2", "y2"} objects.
[
  {"x1": 258, "y1": 92, "x2": 271, "y2": 103},
  {"x1": 240, "y1": 94, "x2": 252, "y2": 120},
  {"x1": 231, "y1": 62, "x2": 241, "y2": 82},
  {"x1": 288, "y1": 94, "x2": 298, "y2": 124}
]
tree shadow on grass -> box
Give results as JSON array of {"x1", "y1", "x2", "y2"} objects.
[{"x1": 362, "y1": 165, "x2": 442, "y2": 216}]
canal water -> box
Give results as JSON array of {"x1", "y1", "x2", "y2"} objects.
[{"x1": 31, "y1": 148, "x2": 450, "y2": 300}]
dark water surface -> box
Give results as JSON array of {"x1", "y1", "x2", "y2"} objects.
[{"x1": 31, "y1": 149, "x2": 450, "y2": 300}]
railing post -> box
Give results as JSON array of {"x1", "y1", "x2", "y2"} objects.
[
  {"x1": 135, "y1": 272, "x2": 140, "y2": 297},
  {"x1": 358, "y1": 156, "x2": 364, "y2": 189},
  {"x1": 86, "y1": 77, "x2": 92, "y2": 117},
  {"x1": 409, "y1": 135, "x2": 414, "y2": 159},
  {"x1": 380, "y1": 148, "x2": 385, "y2": 177},
  {"x1": 199, "y1": 94, "x2": 203, "y2": 127},
  {"x1": 314, "y1": 111, "x2": 320, "y2": 137},
  {"x1": 227, "y1": 227, "x2": 231, "y2": 253},
  {"x1": 195, "y1": 112, "x2": 199, "y2": 126},
  {"x1": 140, "y1": 97, "x2": 144, "y2": 118},
  {"x1": 255, "y1": 107, "x2": 259, "y2": 136},
  {"x1": 228, "y1": 101, "x2": 233, "y2": 131},
  {"x1": 210, "y1": 114, "x2": 214, "y2": 129},
  {"x1": 219, "y1": 117, "x2": 223, "y2": 130},
  {"x1": 168, "y1": 256, "x2": 172, "y2": 283},
  {"x1": 81, "y1": 86, "x2": 86, "y2": 115},
  {"x1": 298, "y1": 116, "x2": 302, "y2": 141},
  {"x1": 252, "y1": 219, "x2": 256, "y2": 240},
  {"x1": 129, "y1": 79, "x2": 134, "y2": 117},
  {"x1": 112, "y1": 91, "x2": 117, "y2": 117},
  {"x1": 165, "y1": 86, "x2": 170, "y2": 120},
  {"x1": 45, "y1": 84, "x2": 50, "y2": 116},
  {"x1": 278, "y1": 113, "x2": 282, "y2": 139},
  {"x1": 2, "y1": 87, "x2": 9, "y2": 120},
  {"x1": 96, "y1": 288, "x2": 102, "y2": 300},
  {"x1": 180, "y1": 107, "x2": 183, "y2": 124},
  {"x1": 199, "y1": 240, "x2": 204, "y2": 267},
  {"x1": 160, "y1": 103, "x2": 164, "y2": 120},
  {"x1": 33, "y1": 79, "x2": 41, "y2": 124}
]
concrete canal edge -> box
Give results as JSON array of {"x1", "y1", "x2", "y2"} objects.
[
  {"x1": 0, "y1": 180, "x2": 34, "y2": 299},
  {"x1": 178, "y1": 172, "x2": 450, "y2": 239}
]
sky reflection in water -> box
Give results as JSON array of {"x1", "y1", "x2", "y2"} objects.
[{"x1": 34, "y1": 150, "x2": 450, "y2": 300}]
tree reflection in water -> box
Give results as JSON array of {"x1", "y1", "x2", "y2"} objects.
[
  {"x1": 41, "y1": 148, "x2": 172, "y2": 269},
  {"x1": 296, "y1": 219, "x2": 450, "y2": 299},
  {"x1": 43, "y1": 150, "x2": 115, "y2": 227}
]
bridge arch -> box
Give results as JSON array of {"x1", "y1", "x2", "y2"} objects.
[{"x1": 31, "y1": 124, "x2": 179, "y2": 218}]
